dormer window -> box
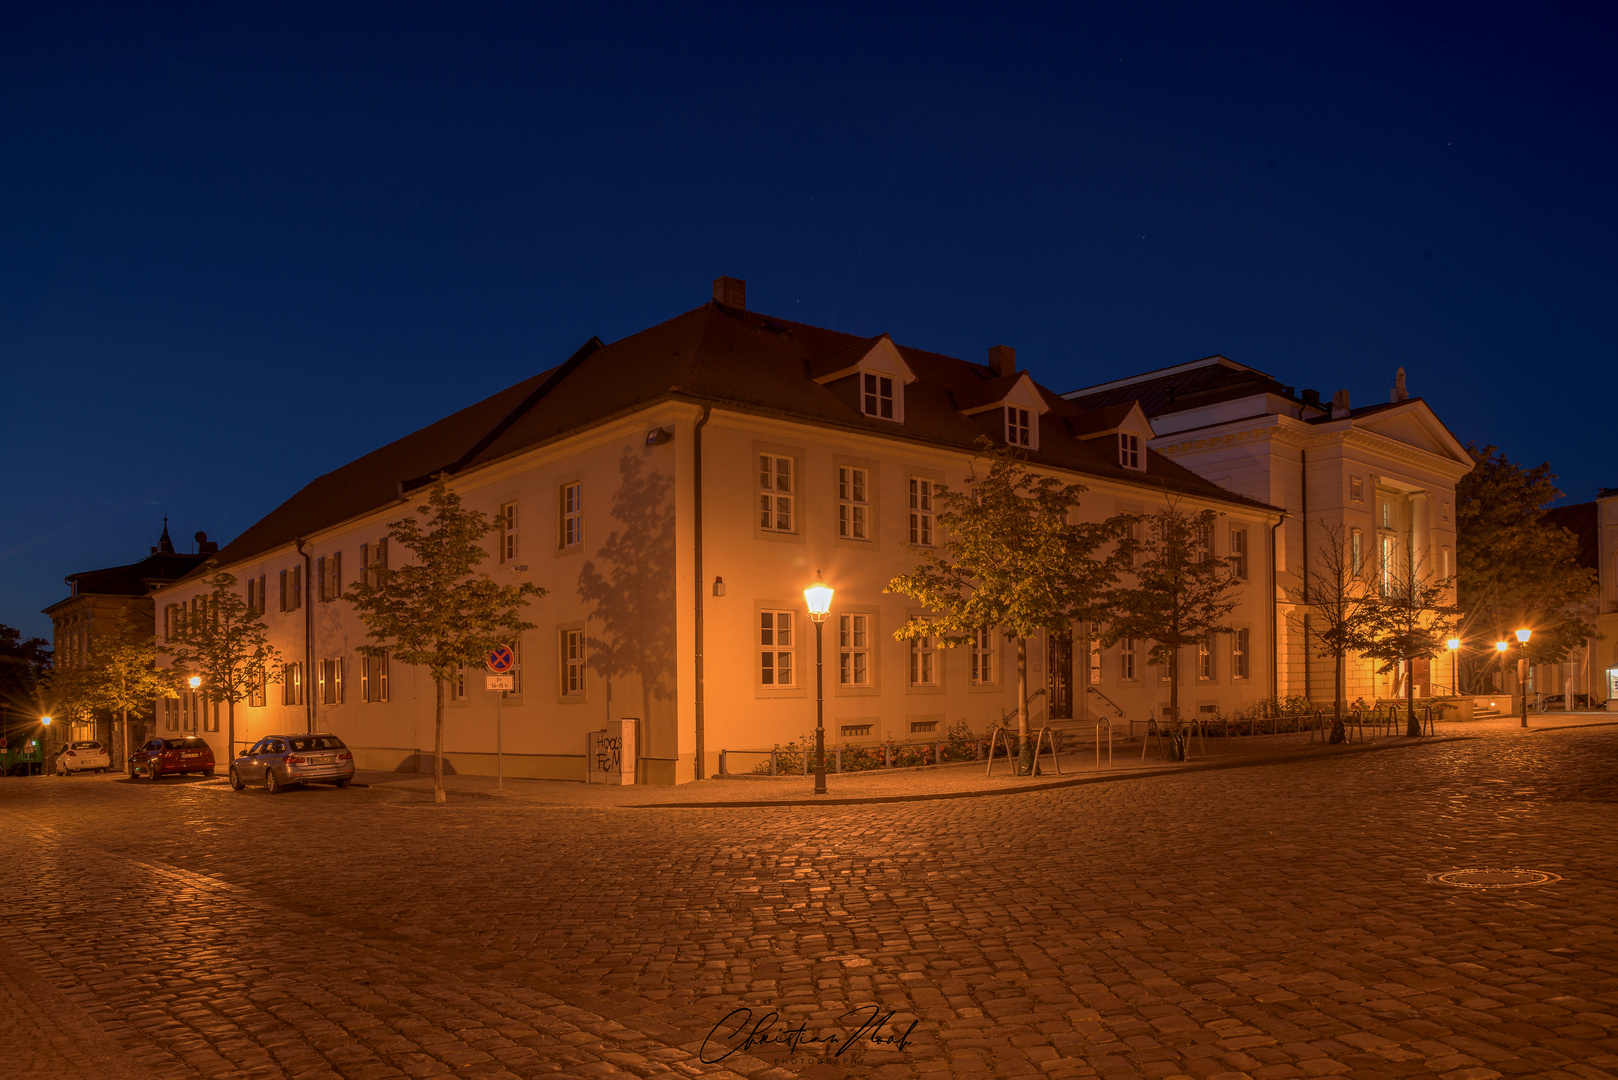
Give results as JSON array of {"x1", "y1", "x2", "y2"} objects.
[
  {"x1": 1006, "y1": 407, "x2": 1032, "y2": 447},
  {"x1": 1119, "y1": 433, "x2": 1140, "y2": 469},
  {"x1": 862, "y1": 372, "x2": 896, "y2": 420}
]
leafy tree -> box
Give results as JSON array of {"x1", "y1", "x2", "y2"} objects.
[
  {"x1": 166, "y1": 568, "x2": 284, "y2": 762},
  {"x1": 87, "y1": 613, "x2": 178, "y2": 771},
  {"x1": 1456, "y1": 445, "x2": 1599, "y2": 688},
  {"x1": 1352, "y1": 556, "x2": 1458, "y2": 736},
  {"x1": 1297, "y1": 522, "x2": 1378, "y2": 743},
  {"x1": 1100, "y1": 504, "x2": 1242, "y2": 759},
  {"x1": 347, "y1": 476, "x2": 545, "y2": 803},
  {"x1": 887, "y1": 443, "x2": 1128, "y2": 775},
  {"x1": 1, "y1": 624, "x2": 53, "y2": 747}
]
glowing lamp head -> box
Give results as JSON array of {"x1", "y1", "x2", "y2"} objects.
[
  {"x1": 804, "y1": 573, "x2": 834, "y2": 623},
  {"x1": 188, "y1": 675, "x2": 202, "y2": 689},
  {"x1": 1495, "y1": 641, "x2": 1509, "y2": 653},
  {"x1": 40, "y1": 715, "x2": 51, "y2": 726},
  {"x1": 1446, "y1": 638, "x2": 1461, "y2": 652},
  {"x1": 1515, "y1": 628, "x2": 1531, "y2": 644}
]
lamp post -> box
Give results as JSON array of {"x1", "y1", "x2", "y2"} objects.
[
  {"x1": 1445, "y1": 638, "x2": 1460, "y2": 697},
  {"x1": 804, "y1": 572, "x2": 834, "y2": 796},
  {"x1": 1515, "y1": 628, "x2": 1531, "y2": 728}
]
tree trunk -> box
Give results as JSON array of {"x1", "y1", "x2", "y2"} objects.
[
  {"x1": 227, "y1": 697, "x2": 236, "y2": 763},
  {"x1": 1016, "y1": 637, "x2": 1033, "y2": 776},
  {"x1": 121, "y1": 706, "x2": 130, "y2": 774},
  {"x1": 1329, "y1": 647, "x2": 1346, "y2": 744},
  {"x1": 1168, "y1": 646, "x2": 1183, "y2": 761},
  {"x1": 1405, "y1": 656, "x2": 1420, "y2": 737},
  {"x1": 434, "y1": 676, "x2": 447, "y2": 803}
]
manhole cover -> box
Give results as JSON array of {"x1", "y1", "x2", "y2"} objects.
[{"x1": 1428, "y1": 868, "x2": 1562, "y2": 889}]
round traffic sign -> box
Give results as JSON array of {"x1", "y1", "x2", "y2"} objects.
[{"x1": 486, "y1": 645, "x2": 515, "y2": 673}]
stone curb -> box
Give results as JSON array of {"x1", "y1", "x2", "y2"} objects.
[{"x1": 631, "y1": 734, "x2": 1480, "y2": 809}]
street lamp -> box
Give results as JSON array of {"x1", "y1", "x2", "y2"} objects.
[
  {"x1": 1445, "y1": 638, "x2": 1461, "y2": 697},
  {"x1": 1515, "y1": 628, "x2": 1531, "y2": 728},
  {"x1": 188, "y1": 675, "x2": 202, "y2": 689},
  {"x1": 803, "y1": 572, "x2": 834, "y2": 796}
]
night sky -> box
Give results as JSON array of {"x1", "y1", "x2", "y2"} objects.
[{"x1": 4, "y1": 3, "x2": 1614, "y2": 640}]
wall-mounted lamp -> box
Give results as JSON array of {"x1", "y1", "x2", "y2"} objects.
[
  {"x1": 712, "y1": 576, "x2": 725, "y2": 597},
  {"x1": 645, "y1": 427, "x2": 673, "y2": 446}
]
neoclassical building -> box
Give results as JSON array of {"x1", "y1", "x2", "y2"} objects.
[
  {"x1": 150, "y1": 278, "x2": 1282, "y2": 784},
  {"x1": 1065, "y1": 356, "x2": 1474, "y2": 705},
  {"x1": 1543, "y1": 488, "x2": 1618, "y2": 707}
]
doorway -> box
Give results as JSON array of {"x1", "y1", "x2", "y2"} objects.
[{"x1": 1047, "y1": 632, "x2": 1073, "y2": 719}]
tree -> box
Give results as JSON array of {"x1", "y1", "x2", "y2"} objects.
[
  {"x1": 166, "y1": 568, "x2": 284, "y2": 762},
  {"x1": 0, "y1": 624, "x2": 52, "y2": 740},
  {"x1": 1353, "y1": 556, "x2": 1458, "y2": 736},
  {"x1": 1456, "y1": 445, "x2": 1599, "y2": 688},
  {"x1": 887, "y1": 443, "x2": 1128, "y2": 775},
  {"x1": 87, "y1": 613, "x2": 178, "y2": 771},
  {"x1": 1298, "y1": 522, "x2": 1378, "y2": 743},
  {"x1": 347, "y1": 476, "x2": 545, "y2": 803},
  {"x1": 1100, "y1": 504, "x2": 1242, "y2": 759}
]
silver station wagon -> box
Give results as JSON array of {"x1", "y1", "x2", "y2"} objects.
[{"x1": 230, "y1": 733, "x2": 355, "y2": 793}]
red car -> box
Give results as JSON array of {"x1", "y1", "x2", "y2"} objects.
[{"x1": 129, "y1": 737, "x2": 216, "y2": 780}]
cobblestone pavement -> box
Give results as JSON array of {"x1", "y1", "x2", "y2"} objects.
[{"x1": 2, "y1": 724, "x2": 1616, "y2": 1080}]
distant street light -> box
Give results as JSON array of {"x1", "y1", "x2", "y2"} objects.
[
  {"x1": 804, "y1": 572, "x2": 834, "y2": 796},
  {"x1": 188, "y1": 675, "x2": 202, "y2": 689},
  {"x1": 1445, "y1": 638, "x2": 1461, "y2": 697},
  {"x1": 1515, "y1": 629, "x2": 1532, "y2": 728}
]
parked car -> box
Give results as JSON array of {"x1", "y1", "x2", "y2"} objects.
[
  {"x1": 230, "y1": 733, "x2": 354, "y2": 793},
  {"x1": 56, "y1": 740, "x2": 111, "y2": 774},
  {"x1": 1540, "y1": 693, "x2": 1593, "y2": 710},
  {"x1": 129, "y1": 737, "x2": 216, "y2": 780}
]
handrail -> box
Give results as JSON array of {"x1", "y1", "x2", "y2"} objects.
[
  {"x1": 1086, "y1": 684, "x2": 1126, "y2": 718},
  {"x1": 997, "y1": 688, "x2": 1046, "y2": 728}
]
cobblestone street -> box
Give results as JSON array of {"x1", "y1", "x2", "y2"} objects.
[{"x1": 2, "y1": 723, "x2": 1616, "y2": 1080}]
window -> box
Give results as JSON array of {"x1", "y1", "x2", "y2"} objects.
[
  {"x1": 500, "y1": 501, "x2": 519, "y2": 563},
  {"x1": 838, "y1": 467, "x2": 869, "y2": 540},
  {"x1": 1120, "y1": 637, "x2": 1137, "y2": 681},
  {"x1": 910, "y1": 720, "x2": 939, "y2": 733},
  {"x1": 279, "y1": 566, "x2": 302, "y2": 612},
  {"x1": 758, "y1": 456, "x2": 793, "y2": 532},
  {"x1": 361, "y1": 650, "x2": 390, "y2": 703},
  {"x1": 507, "y1": 639, "x2": 523, "y2": 696},
  {"x1": 908, "y1": 478, "x2": 936, "y2": 545},
  {"x1": 840, "y1": 724, "x2": 873, "y2": 737},
  {"x1": 1350, "y1": 477, "x2": 1364, "y2": 502},
  {"x1": 971, "y1": 628, "x2": 995, "y2": 685},
  {"x1": 862, "y1": 372, "x2": 895, "y2": 419},
  {"x1": 1380, "y1": 535, "x2": 1397, "y2": 596},
  {"x1": 1231, "y1": 528, "x2": 1249, "y2": 581},
  {"x1": 182, "y1": 692, "x2": 197, "y2": 732},
  {"x1": 317, "y1": 553, "x2": 341, "y2": 602},
  {"x1": 245, "y1": 577, "x2": 258, "y2": 613},
  {"x1": 359, "y1": 538, "x2": 388, "y2": 586},
  {"x1": 1351, "y1": 529, "x2": 1364, "y2": 576},
  {"x1": 447, "y1": 669, "x2": 467, "y2": 702},
  {"x1": 282, "y1": 663, "x2": 303, "y2": 706},
  {"x1": 838, "y1": 614, "x2": 870, "y2": 686},
  {"x1": 1119, "y1": 432, "x2": 1140, "y2": 469},
  {"x1": 1193, "y1": 521, "x2": 1212, "y2": 563},
  {"x1": 162, "y1": 697, "x2": 179, "y2": 730},
  {"x1": 760, "y1": 612, "x2": 794, "y2": 686},
  {"x1": 1006, "y1": 406, "x2": 1031, "y2": 447},
  {"x1": 1089, "y1": 636, "x2": 1102, "y2": 684},
  {"x1": 909, "y1": 623, "x2": 937, "y2": 686},
  {"x1": 203, "y1": 698, "x2": 219, "y2": 733},
  {"x1": 163, "y1": 604, "x2": 175, "y2": 643},
  {"x1": 1381, "y1": 499, "x2": 1393, "y2": 529},
  {"x1": 1197, "y1": 637, "x2": 1214, "y2": 681},
  {"x1": 249, "y1": 674, "x2": 266, "y2": 708},
  {"x1": 319, "y1": 658, "x2": 344, "y2": 705},
  {"x1": 1232, "y1": 628, "x2": 1250, "y2": 680},
  {"x1": 1441, "y1": 545, "x2": 1453, "y2": 580},
  {"x1": 562, "y1": 629, "x2": 586, "y2": 695},
  {"x1": 560, "y1": 483, "x2": 583, "y2": 548}
]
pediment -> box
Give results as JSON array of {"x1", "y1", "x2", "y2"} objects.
[
  {"x1": 1358, "y1": 402, "x2": 1469, "y2": 464},
  {"x1": 954, "y1": 372, "x2": 1050, "y2": 416},
  {"x1": 1070, "y1": 401, "x2": 1155, "y2": 442},
  {"x1": 809, "y1": 334, "x2": 917, "y2": 385}
]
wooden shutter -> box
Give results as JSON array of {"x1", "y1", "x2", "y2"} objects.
[
  {"x1": 292, "y1": 566, "x2": 302, "y2": 608},
  {"x1": 359, "y1": 544, "x2": 368, "y2": 587},
  {"x1": 332, "y1": 552, "x2": 340, "y2": 598},
  {"x1": 279, "y1": 570, "x2": 287, "y2": 612},
  {"x1": 317, "y1": 557, "x2": 326, "y2": 601}
]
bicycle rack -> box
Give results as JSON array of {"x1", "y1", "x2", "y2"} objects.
[
  {"x1": 985, "y1": 727, "x2": 1017, "y2": 777},
  {"x1": 1093, "y1": 716, "x2": 1113, "y2": 769},
  {"x1": 1030, "y1": 725, "x2": 1062, "y2": 777}
]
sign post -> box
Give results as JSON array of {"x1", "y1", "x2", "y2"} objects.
[{"x1": 486, "y1": 645, "x2": 515, "y2": 790}]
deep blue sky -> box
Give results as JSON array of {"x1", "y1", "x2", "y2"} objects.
[{"x1": 4, "y1": 2, "x2": 1615, "y2": 640}]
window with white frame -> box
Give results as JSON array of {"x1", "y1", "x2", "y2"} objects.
[
  {"x1": 448, "y1": 668, "x2": 467, "y2": 701},
  {"x1": 1441, "y1": 545, "x2": 1453, "y2": 580},
  {"x1": 838, "y1": 467, "x2": 869, "y2": 540},
  {"x1": 1231, "y1": 527, "x2": 1249, "y2": 581},
  {"x1": 1351, "y1": 528, "x2": 1364, "y2": 576},
  {"x1": 359, "y1": 538, "x2": 388, "y2": 586},
  {"x1": 1194, "y1": 521, "x2": 1213, "y2": 563},
  {"x1": 838, "y1": 613, "x2": 870, "y2": 686},
  {"x1": 562, "y1": 630, "x2": 586, "y2": 696},
  {"x1": 1197, "y1": 637, "x2": 1215, "y2": 680},
  {"x1": 249, "y1": 673, "x2": 266, "y2": 708},
  {"x1": 1119, "y1": 432, "x2": 1140, "y2": 469},
  {"x1": 319, "y1": 658, "x2": 344, "y2": 705},
  {"x1": 162, "y1": 697, "x2": 179, "y2": 730},
  {"x1": 971, "y1": 628, "x2": 995, "y2": 685},
  {"x1": 282, "y1": 662, "x2": 303, "y2": 706},
  {"x1": 1350, "y1": 476, "x2": 1364, "y2": 502},
  {"x1": 1089, "y1": 635, "x2": 1102, "y2": 684},
  {"x1": 758, "y1": 455, "x2": 794, "y2": 532},
  {"x1": 1380, "y1": 534, "x2": 1397, "y2": 596},
  {"x1": 500, "y1": 501, "x2": 519, "y2": 563},
  {"x1": 1120, "y1": 637, "x2": 1137, "y2": 681},
  {"x1": 909, "y1": 477, "x2": 935, "y2": 545},
  {"x1": 317, "y1": 552, "x2": 341, "y2": 602},
  {"x1": 861, "y1": 372, "x2": 896, "y2": 420},
  {"x1": 1005, "y1": 406, "x2": 1031, "y2": 447},
  {"x1": 759, "y1": 612, "x2": 794, "y2": 686},
  {"x1": 909, "y1": 623, "x2": 937, "y2": 686},
  {"x1": 560, "y1": 483, "x2": 583, "y2": 548},
  {"x1": 362, "y1": 650, "x2": 390, "y2": 703},
  {"x1": 1232, "y1": 628, "x2": 1250, "y2": 680}
]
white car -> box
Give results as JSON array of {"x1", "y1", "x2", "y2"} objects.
[{"x1": 57, "y1": 740, "x2": 111, "y2": 774}]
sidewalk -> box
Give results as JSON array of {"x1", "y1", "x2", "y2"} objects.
[{"x1": 352, "y1": 711, "x2": 1616, "y2": 808}]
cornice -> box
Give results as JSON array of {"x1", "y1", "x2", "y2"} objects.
[{"x1": 1153, "y1": 414, "x2": 1472, "y2": 479}]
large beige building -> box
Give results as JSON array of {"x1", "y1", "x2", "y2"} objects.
[
  {"x1": 1066, "y1": 356, "x2": 1474, "y2": 705},
  {"x1": 150, "y1": 278, "x2": 1282, "y2": 784},
  {"x1": 1542, "y1": 489, "x2": 1618, "y2": 707}
]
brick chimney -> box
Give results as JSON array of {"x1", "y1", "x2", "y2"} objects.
[
  {"x1": 712, "y1": 276, "x2": 745, "y2": 310},
  {"x1": 1331, "y1": 389, "x2": 1351, "y2": 419},
  {"x1": 1300, "y1": 388, "x2": 1322, "y2": 410},
  {"x1": 987, "y1": 345, "x2": 1016, "y2": 378}
]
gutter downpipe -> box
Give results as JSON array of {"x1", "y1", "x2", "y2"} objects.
[
  {"x1": 1300, "y1": 449, "x2": 1309, "y2": 703},
  {"x1": 693, "y1": 404, "x2": 712, "y2": 782},
  {"x1": 1270, "y1": 511, "x2": 1288, "y2": 704},
  {"x1": 296, "y1": 537, "x2": 315, "y2": 734}
]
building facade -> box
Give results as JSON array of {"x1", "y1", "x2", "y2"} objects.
[
  {"x1": 149, "y1": 279, "x2": 1282, "y2": 784},
  {"x1": 1541, "y1": 488, "x2": 1618, "y2": 707},
  {"x1": 1066, "y1": 357, "x2": 1474, "y2": 705}
]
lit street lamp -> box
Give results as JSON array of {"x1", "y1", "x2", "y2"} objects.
[
  {"x1": 804, "y1": 572, "x2": 834, "y2": 796},
  {"x1": 1445, "y1": 638, "x2": 1460, "y2": 697},
  {"x1": 188, "y1": 675, "x2": 202, "y2": 689},
  {"x1": 1515, "y1": 628, "x2": 1531, "y2": 728}
]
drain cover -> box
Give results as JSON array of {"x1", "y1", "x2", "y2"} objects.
[{"x1": 1428, "y1": 868, "x2": 1562, "y2": 889}]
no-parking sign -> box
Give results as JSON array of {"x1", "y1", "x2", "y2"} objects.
[{"x1": 486, "y1": 645, "x2": 515, "y2": 673}]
